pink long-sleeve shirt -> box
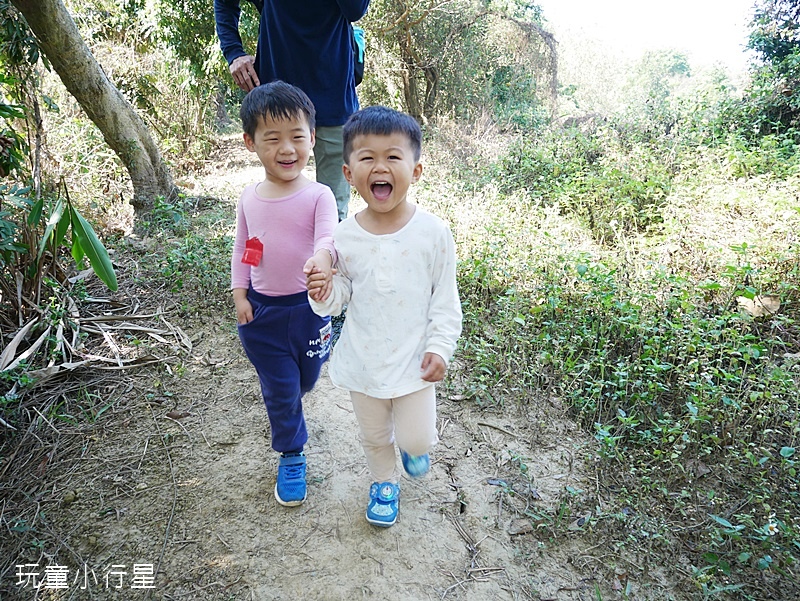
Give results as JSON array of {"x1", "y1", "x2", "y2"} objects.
[{"x1": 231, "y1": 181, "x2": 338, "y2": 296}]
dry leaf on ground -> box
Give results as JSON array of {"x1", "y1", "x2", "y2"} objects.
[{"x1": 737, "y1": 294, "x2": 780, "y2": 317}]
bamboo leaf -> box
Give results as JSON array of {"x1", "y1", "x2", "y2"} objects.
[
  {"x1": 1, "y1": 325, "x2": 52, "y2": 373},
  {"x1": 0, "y1": 318, "x2": 39, "y2": 371},
  {"x1": 54, "y1": 201, "x2": 71, "y2": 249},
  {"x1": 37, "y1": 199, "x2": 65, "y2": 261},
  {"x1": 27, "y1": 196, "x2": 44, "y2": 226},
  {"x1": 70, "y1": 207, "x2": 117, "y2": 291},
  {"x1": 71, "y1": 232, "x2": 85, "y2": 266}
]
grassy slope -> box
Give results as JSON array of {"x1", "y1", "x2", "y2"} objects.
[{"x1": 419, "y1": 117, "x2": 800, "y2": 599}]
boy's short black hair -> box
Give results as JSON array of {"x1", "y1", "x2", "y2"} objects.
[
  {"x1": 342, "y1": 106, "x2": 422, "y2": 163},
  {"x1": 240, "y1": 81, "x2": 316, "y2": 139}
]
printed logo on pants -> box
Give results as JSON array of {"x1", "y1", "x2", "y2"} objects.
[{"x1": 307, "y1": 321, "x2": 332, "y2": 359}]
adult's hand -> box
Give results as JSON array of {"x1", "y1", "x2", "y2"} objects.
[{"x1": 230, "y1": 55, "x2": 260, "y2": 91}]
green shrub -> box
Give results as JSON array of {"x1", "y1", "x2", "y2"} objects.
[
  {"x1": 494, "y1": 127, "x2": 671, "y2": 241},
  {"x1": 456, "y1": 237, "x2": 800, "y2": 595}
]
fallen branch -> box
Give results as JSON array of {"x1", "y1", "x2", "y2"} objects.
[
  {"x1": 27, "y1": 355, "x2": 172, "y2": 388},
  {"x1": 77, "y1": 312, "x2": 162, "y2": 323},
  {"x1": 477, "y1": 421, "x2": 519, "y2": 438}
]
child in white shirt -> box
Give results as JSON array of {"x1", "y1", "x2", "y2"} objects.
[{"x1": 306, "y1": 106, "x2": 462, "y2": 527}]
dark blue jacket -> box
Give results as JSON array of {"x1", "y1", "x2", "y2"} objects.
[{"x1": 214, "y1": 0, "x2": 370, "y2": 127}]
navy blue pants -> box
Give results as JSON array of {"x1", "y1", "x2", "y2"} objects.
[{"x1": 237, "y1": 289, "x2": 331, "y2": 454}]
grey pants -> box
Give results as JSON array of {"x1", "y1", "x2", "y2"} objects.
[{"x1": 315, "y1": 125, "x2": 350, "y2": 221}]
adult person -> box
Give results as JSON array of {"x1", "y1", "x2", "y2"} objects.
[{"x1": 214, "y1": 0, "x2": 370, "y2": 221}]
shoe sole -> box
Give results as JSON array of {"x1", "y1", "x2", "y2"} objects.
[
  {"x1": 274, "y1": 483, "x2": 307, "y2": 507},
  {"x1": 366, "y1": 511, "x2": 396, "y2": 527}
]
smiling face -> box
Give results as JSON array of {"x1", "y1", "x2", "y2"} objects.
[
  {"x1": 343, "y1": 132, "x2": 423, "y2": 223},
  {"x1": 243, "y1": 111, "x2": 315, "y2": 194}
]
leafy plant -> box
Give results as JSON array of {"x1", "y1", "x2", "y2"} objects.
[
  {"x1": 453, "y1": 113, "x2": 800, "y2": 594},
  {"x1": 494, "y1": 126, "x2": 671, "y2": 241},
  {"x1": 1, "y1": 180, "x2": 118, "y2": 318},
  {"x1": 1, "y1": 3, "x2": 119, "y2": 327}
]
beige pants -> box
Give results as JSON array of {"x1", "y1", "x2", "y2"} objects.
[{"x1": 350, "y1": 386, "x2": 438, "y2": 483}]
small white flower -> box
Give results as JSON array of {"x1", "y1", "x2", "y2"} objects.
[{"x1": 766, "y1": 522, "x2": 779, "y2": 536}]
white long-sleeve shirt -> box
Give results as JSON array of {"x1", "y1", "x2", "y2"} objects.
[{"x1": 309, "y1": 208, "x2": 462, "y2": 399}]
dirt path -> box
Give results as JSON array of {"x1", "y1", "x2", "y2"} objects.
[
  {"x1": 4, "y1": 136, "x2": 601, "y2": 601},
  {"x1": 85, "y1": 325, "x2": 590, "y2": 601}
]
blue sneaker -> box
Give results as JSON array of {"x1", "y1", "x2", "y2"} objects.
[
  {"x1": 401, "y1": 451, "x2": 430, "y2": 478},
  {"x1": 366, "y1": 482, "x2": 399, "y2": 527},
  {"x1": 274, "y1": 453, "x2": 307, "y2": 506}
]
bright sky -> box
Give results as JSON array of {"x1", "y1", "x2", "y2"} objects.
[{"x1": 535, "y1": 0, "x2": 757, "y2": 72}]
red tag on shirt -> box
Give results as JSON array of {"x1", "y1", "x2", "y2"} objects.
[{"x1": 241, "y1": 237, "x2": 263, "y2": 266}]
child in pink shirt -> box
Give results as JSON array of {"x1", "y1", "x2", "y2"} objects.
[{"x1": 231, "y1": 81, "x2": 337, "y2": 507}]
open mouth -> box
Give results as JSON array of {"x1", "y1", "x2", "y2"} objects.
[{"x1": 371, "y1": 181, "x2": 393, "y2": 200}]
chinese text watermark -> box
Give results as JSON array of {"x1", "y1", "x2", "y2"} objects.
[{"x1": 15, "y1": 563, "x2": 155, "y2": 592}]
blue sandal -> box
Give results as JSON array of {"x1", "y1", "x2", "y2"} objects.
[
  {"x1": 366, "y1": 481, "x2": 399, "y2": 527},
  {"x1": 401, "y1": 451, "x2": 430, "y2": 478}
]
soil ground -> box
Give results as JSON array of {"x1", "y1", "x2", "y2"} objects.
[{"x1": 1, "y1": 136, "x2": 662, "y2": 601}]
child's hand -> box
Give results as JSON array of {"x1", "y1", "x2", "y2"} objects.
[
  {"x1": 235, "y1": 297, "x2": 254, "y2": 325},
  {"x1": 420, "y1": 352, "x2": 446, "y2": 382},
  {"x1": 303, "y1": 251, "x2": 335, "y2": 302},
  {"x1": 306, "y1": 268, "x2": 336, "y2": 302}
]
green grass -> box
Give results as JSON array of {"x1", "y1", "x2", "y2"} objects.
[
  {"x1": 133, "y1": 194, "x2": 235, "y2": 314},
  {"x1": 425, "y1": 122, "x2": 800, "y2": 599}
]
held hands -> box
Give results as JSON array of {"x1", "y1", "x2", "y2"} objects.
[
  {"x1": 421, "y1": 352, "x2": 447, "y2": 383},
  {"x1": 303, "y1": 250, "x2": 335, "y2": 302},
  {"x1": 230, "y1": 55, "x2": 260, "y2": 92}
]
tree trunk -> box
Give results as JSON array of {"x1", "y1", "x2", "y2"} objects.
[
  {"x1": 11, "y1": 0, "x2": 177, "y2": 213},
  {"x1": 401, "y1": 55, "x2": 423, "y2": 123},
  {"x1": 422, "y1": 65, "x2": 439, "y2": 122}
]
